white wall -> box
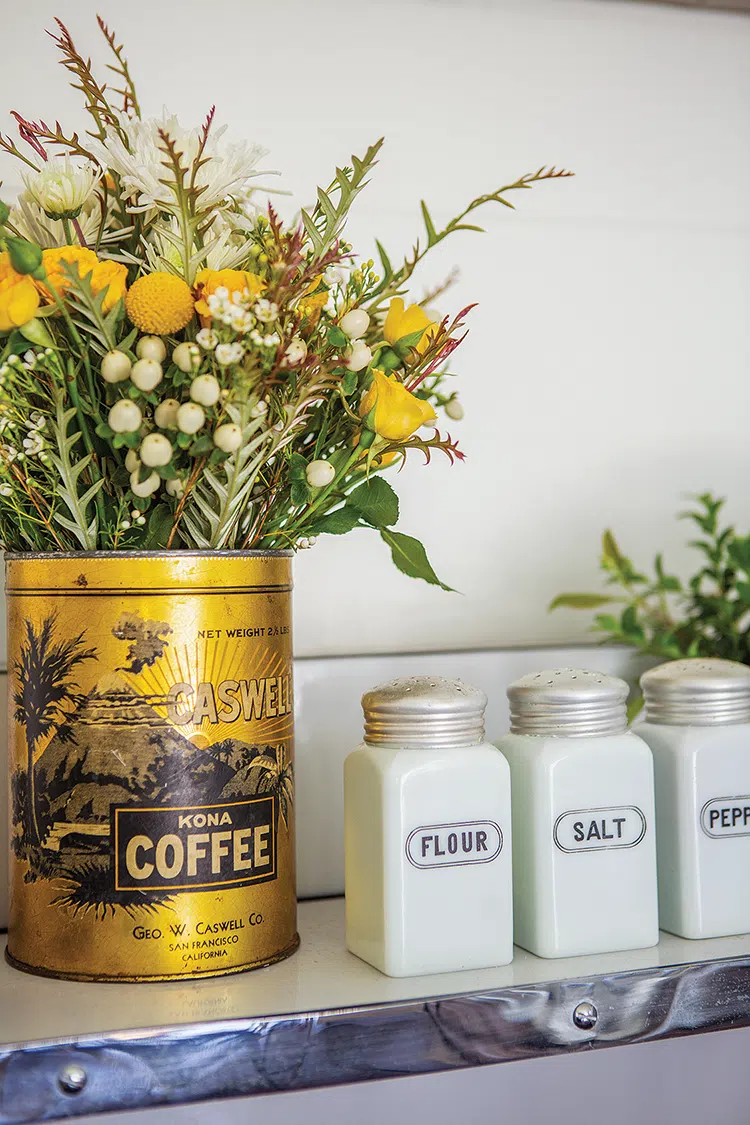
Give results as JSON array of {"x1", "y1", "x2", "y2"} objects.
[{"x1": 1, "y1": 0, "x2": 749, "y2": 659}]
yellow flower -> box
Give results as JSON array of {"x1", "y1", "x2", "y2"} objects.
[
  {"x1": 359, "y1": 370, "x2": 437, "y2": 442},
  {"x1": 194, "y1": 268, "x2": 264, "y2": 323},
  {"x1": 0, "y1": 253, "x2": 40, "y2": 332},
  {"x1": 37, "y1": 245, "x2": 98, "y2": 302},
  {"x1": 298, "y1": 275, "x2": 328, "y2": 322},
  {"x1": 125, "y1": 272, "x2": 195, "y2": 335},
  {"x1": 383, "y1": 297, "x2": 439, "y2": 356},
  {"x1": 90, "y1": 260, "x2": 128, "y2": 313}
]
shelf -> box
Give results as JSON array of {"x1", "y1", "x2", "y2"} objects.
[{"x1": 2, "y1": 898, "x2": 750, "y2": 1124}]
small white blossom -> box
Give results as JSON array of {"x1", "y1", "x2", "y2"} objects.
[
  {"x1": 254, "y1": 299, "x2": 278, "y2": 324},
  {"x1": 0, "y1": 483, "x2": 13, "y2": 498},
  {"x1": 196, "y1": 329, "x2": 219, "y2": 350},
  {"x1": 22, "y1": 433, "x2": 45, "y2": 456},
  {"x1": 121, "y1": 520, "x2": 131, "y2": 530},
  {"x1": 229, "y1": 307, "x2": 254, "y2": 334},
  {"x1": 22, "y1": 156, "x2": 100, "y2": 220},
  {"x1": 284, "y1": 337, "x2": 307, "y2": 366},
  {"x1": 250, "y1": 400, "x2": 268, "y2": 418},
  {"x1": 263, "y1": 333, "x2": 280, "y2": 349},
  {"x1": 214, "y1": 343, "x2": 244, "y2": 366},
  {"x1": 136, "y1": 515, "x2": 147, "y2": 526}
]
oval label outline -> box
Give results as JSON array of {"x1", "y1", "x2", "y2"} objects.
[
  {"x1": 405, "y1": 820, "x2": 503, "y2": 869},
  {"x1": 553, "y1": 805, "x2": 647, "y2": 854},
  {"x1": 700, "y1": 795, "x2": 750, "y2": 839}
]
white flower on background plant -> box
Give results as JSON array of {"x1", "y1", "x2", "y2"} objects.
[
  {"x1": 22, "y1": 157, "x2": 100, "y2": 220},
  {"x1": 10, "y1": 191, "x2": 123, "y2": 251},
  {"x1": 90, "y1": 111, "x2": 270, "y2": 214}
]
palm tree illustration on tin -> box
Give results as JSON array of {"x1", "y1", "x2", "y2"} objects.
[
  {"x1": 13, "y1": 614, "x2": 97, "y2": 847},
  {"x1": 253, "y1": 745, "x2": 294, "y2": 831}
]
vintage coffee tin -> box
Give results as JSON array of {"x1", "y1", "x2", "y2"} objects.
[{"x1": 5, "y1": 550, "x2": 298, "y2": 981}]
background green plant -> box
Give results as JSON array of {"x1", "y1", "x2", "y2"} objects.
[{"x1": 551, "y1": 493, "x2": 750, "y2": 666}]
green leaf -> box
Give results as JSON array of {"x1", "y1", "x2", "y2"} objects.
[
  {"x1": 143, "y1": 504, "x2": 173, "y2": 549},
  {"x1": 593, "y1": 614, "x2": 621, "y2": 633},
  {"x1": 289, "y1": 452, "x2": 308, "y2": 480},
  {"x1": 346, "y1": 477, "x2": 399, "y2": 527},
  {"x1": 393, "y1": 327, "x2": 428, "y2": 359},
  {"x1": 95, "y1": 422, "x2": 114, "y2": 439},
  {"x1": 189, "y1": 435, "x2": 214, "y2": 456},
  {"x1": 308, "y1": 507, "x2": 361, "y2": 535},
  {"x1": 327, "y1": 326, "x2": 348, "y2": 349},
  {"x1": 375, "y1": 239, "x2": 393, "y2": 283},
  {"x1": 736, "y1": 582, "x2": 750, "y2": 603},
  {"x1": 548, "y1": 593, "x2": 615, "y2": 611},
  {"x1": 291, "y1": 479, "x2": 311, "y2": 507},
  {"x1": 380, "y1": 528, "x2": 454, "y2": 591},
  {"x1": 341, "y1": 370, "x2": 358, "y2": 396},
  {"x1": 376, "y1": 346, "x2": 401, "y2": 372},
  {"x1": 420, "y1": 200, "x2": 438, "y2": 246},
  {"x1": 176, "y1": 431, "x2": 192, "y2": 450}
]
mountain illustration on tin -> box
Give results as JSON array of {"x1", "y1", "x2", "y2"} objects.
[{"x1": 11, "y1": 613, "x2": 293, "y2": 918}]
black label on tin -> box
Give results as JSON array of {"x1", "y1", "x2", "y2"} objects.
[
  {"x1": 553, "y1": 806, "x2": 646, "y2": 853},
  {"x1": 700, "y1": 796, "x2": 750, "y2": 839},
  {"x1": 405, "y1": 821, "x2": 503, "y2": 869},
  {"x1": 113, "y1": 796, "x2": 277, "y2": 892}
]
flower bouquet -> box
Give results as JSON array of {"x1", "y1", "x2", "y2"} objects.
[{"x1": 0, "y1": 17, "x2": 570, "y2": 983}]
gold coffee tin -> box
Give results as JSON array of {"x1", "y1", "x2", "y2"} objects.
[{"x1": 5, "y1": 551, "x2": 298, "y2": 982}]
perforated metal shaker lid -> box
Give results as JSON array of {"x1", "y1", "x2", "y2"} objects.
[
  {"x1": 641, "y1": 658, "x2": 750, "y2": 725},
  {"x1": 362, "y1": 676, "x2": 487, "y2": 747},
  {"x1": 507, "y1": 668, "x2": 629, "y2": 737}
]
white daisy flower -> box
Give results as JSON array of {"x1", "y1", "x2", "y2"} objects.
[
  {"x1": 22, "y1": 157, "x2": 100, "y2": 220},
  {"x1": 90, "y1": 111, "x2": 271, "y2": 214}
]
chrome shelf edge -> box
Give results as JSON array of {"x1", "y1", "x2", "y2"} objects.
[{"x1": 2, "y1": 953, "x2": 750, "y2": 1124}]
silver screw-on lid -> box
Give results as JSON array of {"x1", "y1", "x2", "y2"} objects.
[
  {"x1": 362, "y1": 676, "x2": 487, "y2": 748},
  {"x1": 507, "y1": 668, "x2": 629, "y2": 737},
  {"x1": 641, "y1": 658, "x2": 750, "y2": 725}
]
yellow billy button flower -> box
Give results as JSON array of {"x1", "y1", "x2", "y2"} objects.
[
  {"x1": 125, "y1": 272, "x2": 195, "y2": 335},
  {"x1": 359, "y1": 370, "x2": 437, "y2": 442},
  {"x1": 383, "y1": 297, "x2": 439, "y2": 357},
  {"x1": 0, "y1": 252, "x2": 41, "y2": 331}
]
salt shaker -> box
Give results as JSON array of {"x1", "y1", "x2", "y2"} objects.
[
  {"x1": 496, "y1": 668, "x2": 658, "y2": 958},
  {"x1": 344, "y1": 676, "x2": 513, "y2": 977},
  {"x1": 638, "y1": 658, "x2": 750, "y2": 939}
]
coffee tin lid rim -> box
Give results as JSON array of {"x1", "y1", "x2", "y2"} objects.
[{"x1": 5, "y1": 548, "x2": 294, "y2": 560}]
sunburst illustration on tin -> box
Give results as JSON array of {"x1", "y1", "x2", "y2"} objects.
[{"x1": 10, "y1": 610, "x2": 294, "y2": 918}]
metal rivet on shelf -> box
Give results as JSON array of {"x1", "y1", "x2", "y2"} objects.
[
  {"x1": 572, "y1": 1000, "x2": 598, "y2": 1030},
  {"x1": 57, "y1": 1063, "x2": 88, "y2": 1094}
]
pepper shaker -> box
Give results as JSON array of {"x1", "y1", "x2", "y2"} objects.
[
  {"x1": 345, "y1": 676, "x2": 513, "y2": 977},
  {"x1": 638, "y1": 658, "x2": 750, "y2": 939},
  {"x1": 496, "y1": 668, "x2": 658, "y2": 958}
]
